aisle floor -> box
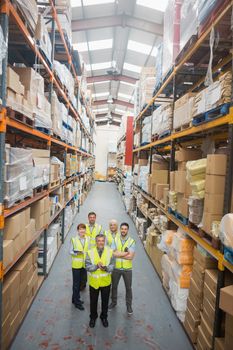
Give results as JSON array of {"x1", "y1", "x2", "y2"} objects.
[{"x1": 11, "y1": 183, "x2": 193, "y2": 350}]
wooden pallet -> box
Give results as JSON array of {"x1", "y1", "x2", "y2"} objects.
[
  {"x1": 173, "y1": 122, "x2": 192, "y2": 133},
  {"x1": 33, "y1": 184, "x2": 49, "y2": 195},
  {"x1": 49, "y1": 179, "x2": 61, "y2": 190},
  {"x1": 188, "y1": 221, "x2": 220, "y2": 250},
  {"x1": 4, "y1": 194, "x2": 33, "y2": 209},
  {"x1": 7, "y1": 107, "x2": 34, "y2": 128}
]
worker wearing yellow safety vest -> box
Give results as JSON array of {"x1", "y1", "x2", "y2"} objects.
[
  {"x1": 70, "y1": 223, "x2": 90, "y2": 310},
  {"x1": 104, "y1": 219, "x2": 120, "y2": 248},
  {"x1": 109, "y1": 222, "x2": 136, "y2": 315},
  {"x1": 86, "y1": 211, "x2": 102, "y2": 247},
  {"x1": 85, "y1": 233, "x2": 115, "y2": 328}
]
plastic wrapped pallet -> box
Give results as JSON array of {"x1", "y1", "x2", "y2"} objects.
[
  {"x1": 220, "y1": 214, "x2": 233, "y2": 250},
  {"x1": 162, "y1": 0, "x2": 182, "y2": 78},
  {"x1": 152, "y1": 103, "x2": 172, "y2": 136},
  {"x1": 30, "y1": 148, "x2": 50, "y2": 189},
  {"x1": 173, "y1": 94, "x2": 195, "y2": 130},
  {"x1": 4, "y1": 145, "x2": 33, "y2": 207},
  {"x1": 192, "y1": 71, "x2": 232, "y2": 117},
  {"x1": 180, "y1": 0, "x2": 198, "y2": 52},
  {"x1": 35, "y1": 14, "x2": 52, "y2": 62},
  {"x1": 169, "y1": 278, "x2": 189, "y2": 321},
  {"x1": 51, "y1": 92, "x2": 63, "y2": 138},
  {"x1": 53, "y1": 60, "x2": 75, "y2": 100},
  {"x1": 142, "y1": 116, "x2": 152, "y2": 144},
  {"x1": 188, "y1": 196, "x2": 204, "y2": 225},
  {"x1": 157, "y1": 230, "x2": 175, "y2": 253},
  {"x1": 138, "y1": 166, "x2": 149, "y2": 192},
  {"x1": 15, "y1": 0, "x2": 38, "y2": 33},
  {"x1": 140, "y1": 67, "x2": 156, "y2": 108},
  {"x1": 198, "y1": 0, "x2": 220, "y2": 27},
  {"x1": 0, "y1": 25, "x2": 7, "y2": 75}
]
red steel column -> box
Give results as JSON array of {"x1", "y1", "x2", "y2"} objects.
[{"x1": 125, "y1": 116, "x2": 133, "y2": 166}]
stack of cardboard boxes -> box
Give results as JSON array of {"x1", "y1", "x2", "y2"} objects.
[
  {"x1": 6, "y1": 67, "x2": 27, "y2": 117},
  {"x1": 31, "y1": 148, "x2": 50, "y2": 189},
  {"x1": 30, "y1": 197, "x2": 50, "y2": 231},
  {"x1": 202, "y1": 154, "x2": 227, "y2": 236},
  {"x1": 145, "y1": 226, "x2": 164, "y2": 279},
  {"x1": 66, "y1": 154, "x2": 78, "y2": 177},
  {"x1": 2, "y1": 247, "x2": 39, "y2": 350},
  {"x1": 148, "y1": 159, "x2": 169, "y2": 202},
  {"x1": 3, "y1": 208, "x2": 36, "y2": 269},
  {"x1": 173, "y1": 92, "x2": 196, "y2": 130},
  {"x1": 50, "y1": 162, "x2": 61, "y2": 186},
  {"x1": 184, "y1": 246, "x2": 217, "y2": 346}
]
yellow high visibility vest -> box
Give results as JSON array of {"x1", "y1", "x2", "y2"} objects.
[
  {"x1": 115, "y1": 236, "x2": 135, "y2": 270},
  {"x1": 104, "y1": 230, "x2": 119, "y2": 247},
  {"x1": 71, "y1": 236, "x2": 90, "y2": 269},
  {"x1": 86, "y1": 223, "x2": 102, "y2": 247},
  {"x1": 87, "y1": 247, "x2": 113, "y2": 289}
]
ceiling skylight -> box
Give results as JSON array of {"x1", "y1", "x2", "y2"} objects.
[
  {"x1": 115, "y1": 108, "x2": 127, "y2": 114},
  {"x1": 123, "y1": 62, "x2": 142, "y2": 74},
  {"x1": 136, "y1": 0, "x2": 169, "y2": 12},
  {"x1": 93, "y1": 108, "x2": 109, "y2": 113},
  {"x1": 92, "y1": 92, "x2": 109, "y2": 98},
  {"x1": 118, "y1": 92, "x2": 134, "y2": 101},
  {"x1": 120, "y1": 81, "x2": 136, "y2": 87},
  {"x1": 71, "y1": 0, "x2": 115, "y2": 7},
  {"x1": 73, "y1": 39, "x2": 113, "y2": 52},
  {"x1": 86, "y1": 61, "x2": 115, "y2": 71}
]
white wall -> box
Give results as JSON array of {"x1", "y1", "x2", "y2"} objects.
[{"x1": 94, "y1": 125, "x2": 119, "y2": 176}]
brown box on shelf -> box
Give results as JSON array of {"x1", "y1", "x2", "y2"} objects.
[
  {"x1": 7, "y1": 67, "x2": 25, "y2": 95},
  {"x1": 193, "y1": 246, "x2": 218, "y2": 269},
  {"x1": 200, "y1": 313, "x2": 213, "y2": 346},
  {"x1": 139, "y1": 158, "x2": 148, "y2": 166},
  {"x1": 185, "y1": 307, "x2": 200, "y2": 328},
  {"x1": 4, "y1": 212, "x2": 22, "y2": 240},
  {"x1": 7, "y1": 270, "x2": 20, "y2": 308},
  {"x1": 219, "y1": 285, "x2": 233, "y2": 316},
  {"x1": 3, "y1": 240, "x2": 14, "y2": 267},
  {"x1": 175, "y1": 148, "x2": 202, "y2": 162},
  {"x1": 204, "y1": 193, "x2": 224, "y2": 215},
  {"x1": 2, "y1": 312, "x2": 11, "y2": 340},
  {"x1": 214, "y1": 338, "x2": 225, "y2": 350},
  {"x1": 205, "y1": 175, "x2": 225, "y2": 195},
  {"x1": 50, "y1": 163, "x2": 60, "y2": 182},
  {"x1": 13, "y1": 258, "x2": 29, "y2": 284},
  {"x1": 204, "y1": 269, "x2": 218, "y2": 295},
  {"x1": 189, "y1": 278, "x2": 203, "y2": 309},
  {"x1": 203, "y1": 282, "x2": 216, "y2": 309},
  {"x1": 25, "y1": 218, "x2": 36, "y2": 242},
  {"x1": 225, "y1": 314, "x2": 233, "y2": 350},
  {"x1": 174, "y1": 92, "x2": 196, "y2": 109},
  {"x1": 197, "y1": 325, "x2": 212, "y2": 350},
  {"x1": 178, "y1": 161, "x2": 186, "y2": 171},
  {"x1": 24, "y1": 207, "x2": 31, "y2": 226},
  {"x1": 155, "y1": 184, "x2": 169, "y2": 201},
  {"x1": 187, "y1": 296, "x2": 201, "y2": 319},
  {"x1": 29, "y1": 247, "x2": 38, "y2": 265},
  {"x1": 13, "y1": 67, "x2": 44, "y2": 95},
  {"x1": 149, "y1": 244, "x2": 163, "y2": 280},
  {"x1": 184, "y1": 317, "x2": 198, "y2": 344},
  {"x1": 44, "y1": 210, "x2": 50, "y2": 226},
  {"x1": 152, "y1": 160, "x2": 169, "y2": 172},
  {"x1": 151, "y1": 170, "x2": 168, "y2": 184},
  {"x1": 178, "y1": 196, "x2": 189, "y2": 217},
  {"x1": 202, "y1": 212, "x2": 222, "y2": 235},
  {"x1": 10, "y1": 310, "x2": 21, "y2": 342},
  {"x1": 206, "y1": 154, "x2": 227, "y2": 176},
  {"x1": 163, "y1": 188, "x2": 169, "y2": 206},
  {"x1": 203, "y1": 297, "x2": 215, "y2": 330}
]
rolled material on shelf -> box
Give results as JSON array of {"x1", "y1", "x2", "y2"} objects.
[{"x1": 220, "y1": 214, "x2": 233, "y2": 249}]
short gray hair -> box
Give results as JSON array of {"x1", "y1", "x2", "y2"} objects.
[
  {"x1": 109, "y1": 219, "x2": 118, "y2": 226},
  {"x1": 95, "y1": 233, "x2": 106, "y2": 240}
]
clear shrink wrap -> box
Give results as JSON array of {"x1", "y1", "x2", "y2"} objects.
[
  {"x1": 152, "y1": 103, "x2": 172, "y2": 136},
  {"x1": 4, "y1": 146, "x2": 33, "y2": 207},
  {"x1": 157, "y1": 230, "x2": 175, "y2": 253},
  {"x1": 54, "y1": 60, "x2": 75, "y2": 100},
  {"x1": 35, "y1": 14, "x2": 52, "y2": 61},
  {"x1": 0, "y1": 25, "x2": 7, "y2": 75},
  {"x1": 180, "y1": 0, "x2": 198, "y2": 52},
  {"x1": 220, "y1": 214, "x2": 233, "y2": 250},
  {"x1": 51, "y1": 92, "x2": 63, "y2": 138},
  {"x1": 142, "y1": 116, "x2": 152, "y2": 144},
  {"x1": 15, "y1": 0, "x2": 38, "y2": 33}
]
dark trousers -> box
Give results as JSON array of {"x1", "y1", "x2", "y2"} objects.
[
  {"x1": 111, "y1": 269, "x2": 132, "y2": 307},
  {"x1": 89, "y1": 285, "x2": 111, "y2": 320},
  {"x1": 72, "y1": 268, "x2": 86, "y2": 304},
  {"x1": 80, "y1": 269, "x2": 87, "y2": 289}
]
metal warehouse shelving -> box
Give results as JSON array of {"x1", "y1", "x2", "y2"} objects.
[
  {"x1": 0, "y1": 0, "x2": 95, "y2": 345},
  {"x1": 131, "y1": 1, "x2": 233, "y2": 348}
]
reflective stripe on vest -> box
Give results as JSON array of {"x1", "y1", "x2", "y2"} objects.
[
  {"x1": 115, "y1": 236, "x2": 135, "y2": 270},
  {"x1": 86, "y1": 224, "x2": 102, "y2": 247},
  {"x1": 87, "y1": 247, "x2": 112, "y2": 289},
  {"x1": 104, "y1": 230, "x2": 119, "y2": 246},
  {"x1": 71, "y1": 237, "x2": 89, "y2": 269}
]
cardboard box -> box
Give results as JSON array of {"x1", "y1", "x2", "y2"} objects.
[
  {"x1": 175, "y1": 171, "x2": 186, "y2": 193},
  {"x1": 206, "y1": 154, "x2": 227, "y2": 176},
  {"x1": 197, "y1": 325, "x2": 212, "y2": 350},
  {"x1": 7, "y1": 271, "x2": 20, "y2": 308},
  {"x1": 151, "y1": 170, "x2": 168, "y2": 184},
  {"x1": 7, "y1": 67, "x2": 24, "y2": 94},
  {"x1": 204, "y1": 269, "x2": 218, "y2": 294},
  {"x1": 25, "y1": 219, "x2": 36, "y2": 242},
  {"x1": 13, "y1": 258, "x2": 29, "y2": 284},
  {"x1": 205, "y1": 175, "x2": 225, "y2": 195},
  {"x1": 175, "y1": 148, "x2": 202, "y2": 162},
  {"x1": 2, "y1": 312, "x2": 11, "y2": 339},
  {"x1": 13, "y1": 230, "x2": 27, "y2": 256},
  {"x1": 50, "y1": 164, "x2": 60, "y2": 181},
  {"x1": 200, "y1": 313, "x2": 213, "y2": 346},
  {"x1": 187, "y1": 296, "x2": 201, "y2": 319},
  {"x1": 174, "y1": 92, "x2": 196, "y2": 109},
  {"x1": 139, "y1": 158, "x2": 148, "y2": 166},
  {"x1": 203, "y1": 282, "x2": 216, "y2": 309},
  {"x1": 203, "y1": 297, "x2": 215, "y2": 330},
  {"x1": 193, "y1": 246, "x2": 217, "y2": 269},
  {"x1": 163, "y1": 188, "x2": 169, "y2": 206},
  {"x1": 170, "y1": 171, "x2": 175, "y2": 191},
  {"x1": 219, "y1": 285, "x2": 233, "y2": 316},
  {"x1": 3, "y1": 240, "x2": 14, "y2": 267},
  {"x1": 155, "y1": 184, "x2": 169, "y2": 201},
  {"x1": 202, "y1": 212, "x2": 222, "y2": 235},
  {"x1": 225, "y1": 314, "x2": 233, "y2": 350},
  {"x1": 31, "y1": 198, "x2": 45, "y2": 217},
  {"x1": 214, "y1": 338, "x2": 224, "y2": 350},
  {"x1": 152, "y1": 160, "x2": 169, "y2": 172},
  {"x1": 149, "y1": 244, "x2": 163, "y2": 279},
  {"x1": 185, "y1": 307, "x2": 200, "y2": 328},
  {"x1": 24, "y1": 207, "x2": 31, "y2": 226},
  {"x1": 178, "y1": 161, "x2": 186, "y2": 171},
  {"x1": 4, "y1": 212, "x2": 22, "y2": 240},
  {"x1": 10, "y1": 310, "x2": 21, "y2": 341},
  {"x1": 44, "y1": 210, "x2": 50, "y2": 226},
  {"x1": 204, "y1": 193, "x2": 224, "y2": 215},
  {"x1": 29, "y1": 247, "x2": 39, "y2": 264},
  {"x1": 13, "y1": 67, "x2": 44, "y2": 95},
  {"x1": 189, "y1": 278, "x2": 203, "y2": 309},
  {"x1": 184, "y1": 317, "x2": 198, "y2": 344}
]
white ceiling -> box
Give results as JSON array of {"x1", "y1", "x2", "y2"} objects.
[{"x1": 72, "y1": 0, "x2": 166, "y2": 124}]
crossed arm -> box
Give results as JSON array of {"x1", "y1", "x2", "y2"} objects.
[{"x1": 113, "y1": 250, "x2": 135, "y2": 260}]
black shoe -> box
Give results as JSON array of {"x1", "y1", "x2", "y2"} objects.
[
  {"x1": 100, "y1": 318, "x2": 109, "y2": 328},
  {"x1": 72, "y1": 299, "x2": 84, "y2": 304},
  {"x1": 75, "y1": 303, "x2": 85, "y2": 310},
  {"x1": 108, "y1": 302, "x2": 117, "y2": 310},
  {"x1": 127, "y1": 305, "x2": 133, "y2": 315},
  {"x1": 80, "y1": 285, "x2": 86, "y2": 291},
  {"x1": 89, "y1": 319, "x2": 96, "y2": 328}
]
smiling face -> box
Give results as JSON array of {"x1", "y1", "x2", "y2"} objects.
[
  {"x1": 120, "y1": 225, "x2": 129, "y2": 237},
  {"x1": 88, "y1": 214, "x2": 96, "y2": 225},
  {"x1": 96, "y1": 236, "x2": 105, "y2": 250},
  {"x1": 78, "y1": 227, "x2": 86, "y2": 238}
]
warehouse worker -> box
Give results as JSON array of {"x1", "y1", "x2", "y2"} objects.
[
  {"x1": 70, "y1": 223, "x2": 90, "y2": 310},
  {"x1": 109, "y1": 222, "x2": 135, "y2": 315},
  {"x1": 85, "y1": 234, "x2": 115, "y2": 328},
  {"x1": 86, "y1": 212, "x2": 102, "y2": 247},
  {"x1": 104, "y1": 219, "x2": 120, "y2": 247}
]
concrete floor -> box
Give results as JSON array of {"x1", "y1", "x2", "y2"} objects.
[{"x1": 11, "y1": 182, "x2": 193, "y2": 350}]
